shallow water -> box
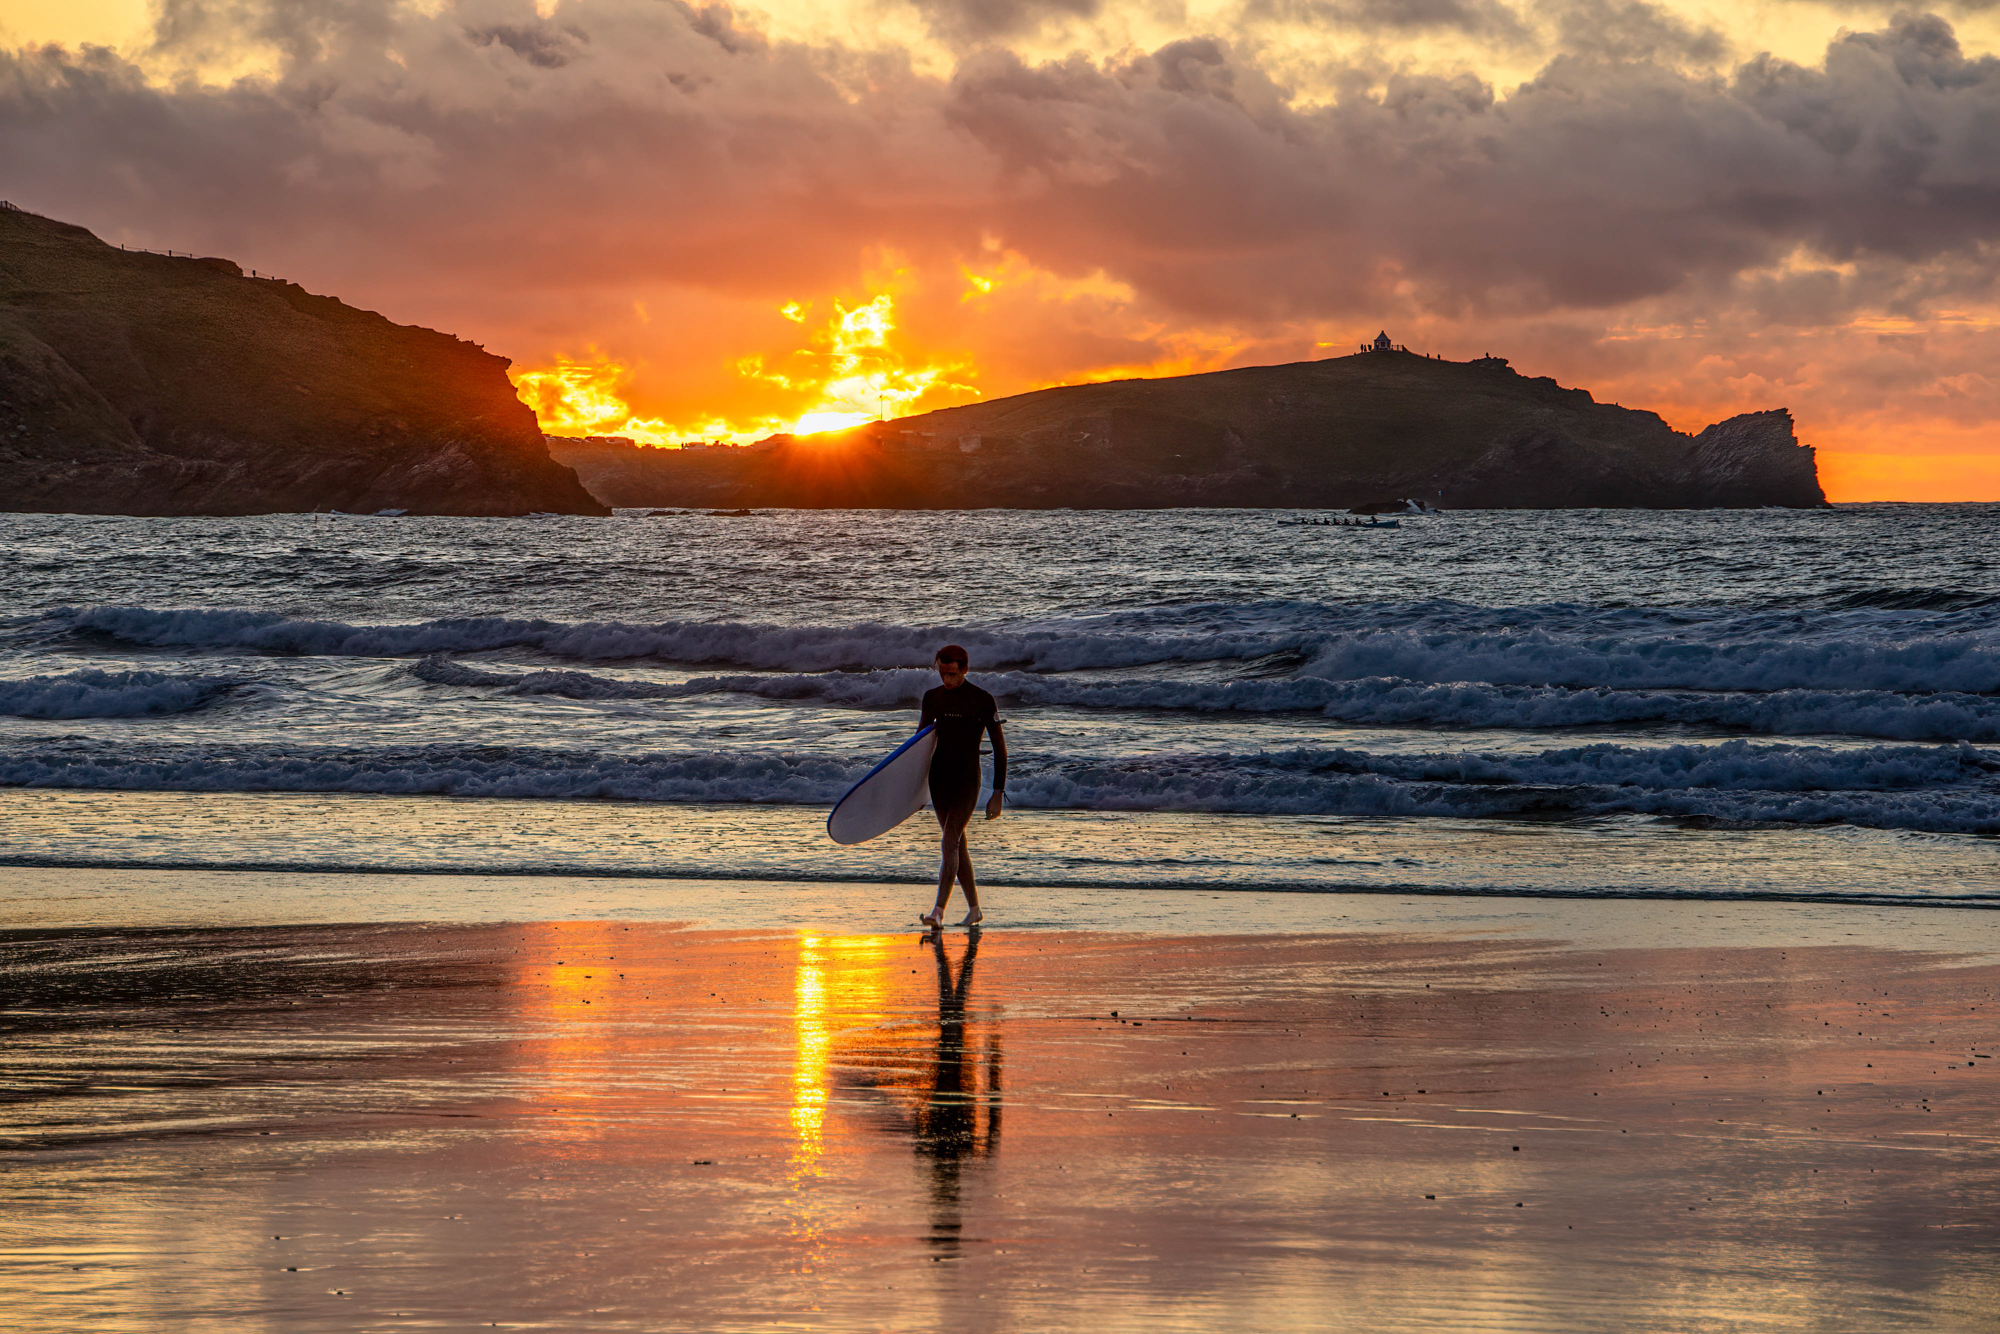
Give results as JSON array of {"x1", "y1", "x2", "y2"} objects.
[{"x1": 1, "y1": 790, "x2": 1994, "y2": 908}]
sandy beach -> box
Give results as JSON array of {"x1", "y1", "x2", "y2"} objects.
[{"x1": 4, "y1": 871, "x2": 1997, "y2": 1332}]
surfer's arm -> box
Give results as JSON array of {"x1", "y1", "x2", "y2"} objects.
[{"x1": 984, "y1": 718, "x2": 1006, "y2": 819}]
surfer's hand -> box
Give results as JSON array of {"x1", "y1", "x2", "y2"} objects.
[{"x1": 986, "y1": 791, "x2": 1004, "y2": 820}]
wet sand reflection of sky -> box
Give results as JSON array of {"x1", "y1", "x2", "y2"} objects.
[{"x1": 3, "y1": 920, "x2": 1999, "y2": 1332}]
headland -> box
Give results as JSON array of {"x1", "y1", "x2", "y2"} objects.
[
  {"x1": 0, "y1": 205, "x2": 605, "y2": 517},
  {"x1": 552, "y1": 343, "x2": 1825, "y2": 511}
]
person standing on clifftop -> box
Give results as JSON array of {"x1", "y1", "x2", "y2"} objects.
[{"x1": 918, "y1": 645, "x2": 1006, "y2": 929}]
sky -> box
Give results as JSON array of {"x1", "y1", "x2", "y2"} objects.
[{"x1": 3, "y1": 0, "x2": 2000, "y2": 499}]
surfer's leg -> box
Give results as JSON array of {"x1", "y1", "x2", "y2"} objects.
[
  {"x1": 929, "y1": 790, "x2": 977, "y2": 923},
  {"x1": 934, "y1": 818, "x2": 961, "y2": 913},
  {"x1": 955, "y1": 838, "x2": 982, "y2": 925}
]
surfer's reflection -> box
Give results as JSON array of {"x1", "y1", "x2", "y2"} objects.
[{"x1": 909, "y1": 929, "x2": 1000, "y2": 1256}]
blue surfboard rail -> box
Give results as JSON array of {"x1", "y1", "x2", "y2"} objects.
[{"x1": 826, "y1": 725, "x2": 935, "y2": 841}]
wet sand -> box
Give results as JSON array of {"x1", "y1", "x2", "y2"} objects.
[{"x1": 3, "y1": 880, "x2": 1999, "y2": 1331}]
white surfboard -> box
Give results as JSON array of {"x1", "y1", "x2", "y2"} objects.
[{"x1": 826, "y1": 726, "x2": 937, "y2": 845}]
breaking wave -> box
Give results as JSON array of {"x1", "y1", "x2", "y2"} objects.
[
  {"x1": 30, "y1": 600, "x2": 2000, "y2": 697},
  {"x1": 0, "y1": 669, "x2": 243, "y2": 719}
]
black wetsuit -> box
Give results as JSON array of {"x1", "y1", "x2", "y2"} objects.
[{"x1": 920, "y1": 682, "x2": 1006, "y2": 818}]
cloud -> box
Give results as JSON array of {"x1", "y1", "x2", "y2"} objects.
[
  {"x1": 1543, "y1": 0, "x2": 1727, "y2": 64},
  {"x1": 909, "y1": 0, "x2": 1104, "y2": 46},
  {"x1": 9, "y1": 3, "x2": 1997, "y2": 321},
  {"x1": 1241, "y1": 0, "x2": 1534, "y2": 42},
  {"x1": 2, "y1": 1, "x2": 1999, "y2": 492},
  {"x1": 934, "y1": 13, "x2": 2000, "y2": 319}
]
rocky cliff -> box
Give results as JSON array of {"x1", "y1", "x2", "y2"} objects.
[
  {"x1": 551, "y1": 352, "x2": 1823, "y2": 511},
  {"x1": 0, "y1": 205, "x2": 606, "y2": 516}
]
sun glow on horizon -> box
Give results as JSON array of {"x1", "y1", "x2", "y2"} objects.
[
  {"x1": 739, "y1": 290, "x2": 978, "y2": 437},
  {"x1": 510, "y1": 253, "x2": 1277, "y2": 449},
  {"x1": 513, "y1": 285, "x2": 978, "y2": 446},
  {"x1": 507, "y1": 359, "x2": 692, "y2": 445}
]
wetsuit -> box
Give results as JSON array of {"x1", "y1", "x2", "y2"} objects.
[{"x1": 920, "y1": 682, "x2": 1006, "y2": 819}]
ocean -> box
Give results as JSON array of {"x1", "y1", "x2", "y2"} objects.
[{"x1": 3, "y1": 504, "x2": 1997, "y2": 908}]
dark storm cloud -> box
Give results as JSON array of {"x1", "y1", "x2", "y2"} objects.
[{"x1": 1, "y1": 1, "x2": 1997, "y2": 332}]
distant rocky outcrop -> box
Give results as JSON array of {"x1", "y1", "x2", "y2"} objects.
[
  {"x1": 0, "y1": 205, "x2": 606, "y2": 516},
  {"x1": 551, "y1": 351, "x2": 1824, "y2": 511}
]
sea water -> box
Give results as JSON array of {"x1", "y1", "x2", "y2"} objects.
[{"x1": 2, "y1": 505, "x2": 1997, "y2": 907}]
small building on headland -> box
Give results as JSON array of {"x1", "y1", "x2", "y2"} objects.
[{"x1": 1354, "y1": 331, "x2": 1511, "y2": 368}]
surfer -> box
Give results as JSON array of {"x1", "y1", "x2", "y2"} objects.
[{"x1": 918, "y1": 645, "x2": 1006, "y2": 929}]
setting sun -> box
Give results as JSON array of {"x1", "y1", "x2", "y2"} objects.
[{"x1": 514, "y1": 289, "x2": 977, "y2": 444}]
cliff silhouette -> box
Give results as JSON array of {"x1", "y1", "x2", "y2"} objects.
[
  {"x1": 0, "y1": 205, "x2": 606, "y2": 516},
  {"x1": 552, "y1": 351, "x2": 1824, "y2": 511}
]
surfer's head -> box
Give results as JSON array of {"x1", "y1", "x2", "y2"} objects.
[{"x1": 935, "y1": 644, "x2": 968, "y2": 685}]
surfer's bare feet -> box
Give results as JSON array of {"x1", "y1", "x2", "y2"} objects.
[
  {"x1": 957, "y1": 909, "x2": 984, "y2": 927},
  {"x1": 919, "y1": 909, "x2": 943, "y2": 929}
]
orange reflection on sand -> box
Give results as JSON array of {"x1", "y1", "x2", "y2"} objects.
[
  {"x1": 790, "y1": 932, "x2": 901, "y2": 1167},
  {"x1": 790, "y1": 933, "x2": 830, "y2": 1166},
  {"x1": 788, "y1": 933, "x2": 900, "y2": 1278},
  {"x1": 788, "y1": 933, "x2": 832, "y2": 1283},
  {"x1": 514, "y1": 921, "x2": 631, "y2": 1140}
]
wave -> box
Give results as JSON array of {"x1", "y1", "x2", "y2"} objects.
[
  {"x1": 4, "y1": 737, "x2": 1995, "y2": 833},
  {"x1": 1, "y1": 740, "x2": 858, "y2": 803},
  {"x1": 410, "y1": 654, "x2": 931, "y2": 706},
  {"x1": 413, "y1": 657, "x2": 2000, "y2": 743},
  {"x1": 1826, "y1": 586, "x2": 2000, "y2": 612},
  {"x1": 32, "y1": 600, "x2": 2000, "y2": 696},
  {"x1": 1294, "y1": 630, "x2": 2000, "y2": 695},
  {"x1": 0, "y1": 669, "x2": 243, "y2": 719},
  {"x1": 35, "y1": 605, "x2": 1282, "y2": 673}
]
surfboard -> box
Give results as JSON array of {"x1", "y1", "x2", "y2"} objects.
[{"x1": 826, "y1": 726, "x2": 937, "y2": 845}]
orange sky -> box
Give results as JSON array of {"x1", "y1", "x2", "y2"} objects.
[{"x1": 4, "y1": 0, "x2": 1999, "y2": 499}]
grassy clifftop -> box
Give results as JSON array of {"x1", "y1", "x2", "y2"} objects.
[
  {"x1": 553, "y1": 352, "x2": 1824, "y2": 510},
  {"x1": 0, "y1": 206, "x2": 605, "y2": 516}
]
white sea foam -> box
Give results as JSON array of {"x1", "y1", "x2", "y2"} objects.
[
  {"x1": 0, "y1": 669, "x2": 241, "y2": 719},
  {"x1": 40, "y1": 601, "x2": 2000, "y2": 697}
]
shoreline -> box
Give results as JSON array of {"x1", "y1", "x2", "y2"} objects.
[
  {"x1": 10, "y1": 865, "x2": 2000, "y2": 954},
  {"x1": 4, "y1": 853, "x2": 1999, "y2": 909},
  {"x1": 1, "y1": 790, "x2": 1992, "y2": 911}
]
